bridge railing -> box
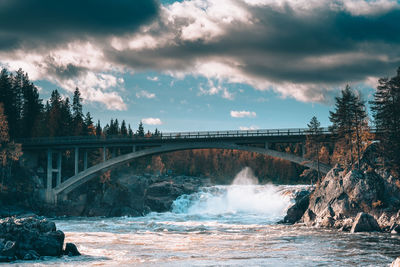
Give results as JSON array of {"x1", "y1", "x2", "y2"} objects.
[{"x1": 16, "y1": 127, "x2": 335, "y2": 145}]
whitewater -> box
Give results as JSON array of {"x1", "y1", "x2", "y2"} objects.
[{"x1": 11, "y1": 168, "x2": 400, "y2": 266}]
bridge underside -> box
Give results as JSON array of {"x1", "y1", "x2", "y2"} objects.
[{"x1": 46, "y1": 142, "x2": 331, "y2": 204}]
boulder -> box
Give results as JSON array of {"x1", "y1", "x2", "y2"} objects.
[
  {"x1": 283, "y1": 190, "x2": 310, "y2": 224},
  {"x1": 64, "y1": 243, "x2": 81, "y2": 256},
  {"x1": 350, "y1": 212, "x2": 381, "y2": 233},
  {"x1": 0, "y1": 216, "x2": 68, "y2": 261},
  {"x1": 1, "y1": 240, "x2": 16, "y2": 257},
  {"x1": 23, "y1": 250, "x2": 40, "y2": 260}
]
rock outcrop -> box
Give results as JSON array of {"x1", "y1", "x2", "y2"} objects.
[
  {"x1": 0, "y1": 216, "x2": 79, "y2": 262},
  {"x1": 283, "y1": 143, "x2": 400, "y2": 234},
  {"x1": 350, "y1": 212, "x2": 381, "y2": 233}
]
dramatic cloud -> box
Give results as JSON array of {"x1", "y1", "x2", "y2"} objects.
[
  {"x1": 231, "y1": 110, "x2": 257, "y2": 118},
  {"x1": 0, "y1": 0, "x2": 159, "y2": 50},
  {"x1": 105, "y1": 0, "x2": 400, "y2": 102},
  {"x1": 1, "y1": 0, "x2": 400, "y2": 107},
  {"x1": 142, "y1": 118, "x2": 163, "y2": 125},
  {"x1": 136, "y1": 90, "x2": 156, "y2": 99}
]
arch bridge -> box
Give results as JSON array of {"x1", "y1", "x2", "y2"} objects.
[{"x1": 18, "y1": 128, "x2": 332, "y2": 204}]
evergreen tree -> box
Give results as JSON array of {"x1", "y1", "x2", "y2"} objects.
[
  {"x1": 72, "y1": 87, "x2": 84, "y2": 135},
  {"x1": 329, "y1": 85, "x2": 368, "y2": 167},
  {"x1": 128, "y1": 124, "x2": 133, "y2": 137},
  {"x1": 48, "y1": 90, "x2": 62, "y2": 137},
  {"x1": 306, "y1": 116, "x2": 322, "y2": 180},
  {"x1": 95, "y1": 120, "x2": 102, "y2": 136},
  {"x1": 370, "y1": 67, "x2": 400, "y2": 169},
  {"x1": 154, "y1": 128, "x2": 160, "y2": 137},
  {"x1": 0, "y1": 69, "x2": 17, "y2": 139},
  {"x1": 137, "y1": 121, "x2": 144, "y2": 137},
  {"x1": 84, "y1": 112, "x2": 95, "y2": 135},
  {"x1": 21, "y1": 74, "x2": 43, "y2": 137},
  {"x1": 120, "y1": 120, "x2": 128, "y2": 136}
]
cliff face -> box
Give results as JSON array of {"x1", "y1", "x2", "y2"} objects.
[{"x1": 286, "y1": 143, "x2": 400, "y2": 232}]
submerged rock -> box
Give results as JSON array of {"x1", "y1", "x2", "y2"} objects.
[
  {"x1": 350, "y1": 212, "x2": 381, "y2": 233},
  {"x1": 64, "y1": 242, "x2": 81, "y2": 256}
]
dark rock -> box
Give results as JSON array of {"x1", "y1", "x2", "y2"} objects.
[
  {"x1": 33, "y1": 230, "x2": 65, "y2": 256},
  {"x1": 64, "y1": 243, "x2": 81, "y2": 256},
  {"x1": 23, "y1": 250, "x2": 40, "y2": 260},
  {"x1": 1, "y1": 240, "x2": 16, "y2": 257},
  {"x1": 350, "y1": 212, "x2": 381, "y2": 233},
  {"x1": 283, "y1": 191, "x2": 310, "y2": 224},
  {"x1": 0, "y1": 216, "x2": 67, "y2": 262}
]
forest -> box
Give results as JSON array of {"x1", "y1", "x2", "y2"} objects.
[{"x1": 0, "y1": 67, "x2": 399, "y2": 193}]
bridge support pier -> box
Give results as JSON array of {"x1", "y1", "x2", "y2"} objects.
[
  {"x1": 56, "y1": 152, "x2": 61, "y2": 186},
  {"x1": 264, "y1": 142, "x2": 269, "y2": 149},
  {"x1": 75, "y1": 147, "x2": 79, "y2": 175},
  {"x1": 46, "y1": 149, "x2": 53, "y2": 204},
  {"x1": 83, "y1": 151, "x2": 88, "y2": 170},
  {"x1": 103, "y1": 146, "x2": 106, "y2": 162},
  {"x1": 132, "y1": 145, "x2": 136, "y2": 152},
  {"x1": 46, "y1": 149, "x2": 61, "y2": 204}
]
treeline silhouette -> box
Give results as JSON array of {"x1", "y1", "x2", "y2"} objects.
[{"x1": 0, "y1": 68, "x2": 161, "y2": 139}]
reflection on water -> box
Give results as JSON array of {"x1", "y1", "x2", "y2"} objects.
[{"x1": 8, "y1": 181, "x2": 400, "y2": 266}]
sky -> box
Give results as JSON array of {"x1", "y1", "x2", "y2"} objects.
[{"x1": 1, "y1": 0, "x2": 400, "y2": 132}]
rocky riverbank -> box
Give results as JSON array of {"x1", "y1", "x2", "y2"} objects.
[
  {"x1": 283, "y1": 143, "x2": 400, "y2": 234},
  {"x1": 0, "y1": 174, "x2": 210, "y2": 218},
  {"x1": 0, "y1": 216, "x2": 79, "y2": 262}
]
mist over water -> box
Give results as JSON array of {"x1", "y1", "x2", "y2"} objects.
[{"x1": 172, "y1": 167, "x2": 292, "y2": 222}]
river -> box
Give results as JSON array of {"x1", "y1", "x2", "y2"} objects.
[{"x1": 10, "y1": 168, "x2": 400, "y2": 266}]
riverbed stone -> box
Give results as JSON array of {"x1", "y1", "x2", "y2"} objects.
[
  {"x1": 64, "y1": 242, "x2": 81, "y2": 256},
  {"x1": 350, "y1": 212, "x2": 381, "y2": 233}
]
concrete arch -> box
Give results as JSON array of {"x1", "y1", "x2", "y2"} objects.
[{"x1": 52, "y1": 142, "x2": 331, "y2": 200}]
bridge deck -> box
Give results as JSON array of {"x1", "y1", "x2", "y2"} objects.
[{"x1": 18, "y1": 127, "x2": 333, "y2": 149}]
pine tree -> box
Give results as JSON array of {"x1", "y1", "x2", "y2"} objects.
[
  {"x1": 21, "y1": 73, "x2": 43, "y2": 138},
  {"x1": 72, "y1": 88, "x2": 84, "y2": 136},
  {"x1": 137, "y1": 121, "x2": 144, "y2": 137},
  {"x1": 128, "y1": 124, "x2": 133, "y2": 137},
  {"x1": 306, "y1": 116, "x2": 322, "y2": 180},
  {"x1": 95, "y1": 120, "x2": 102, "y2": 136},
  {"x1": 84, "y1": 112, "x2": 95, "y2": 135},
  {"x1": 0, "y1": 69, "x2": 17, "y2": 139},
  {"x1": 120, "y1": 120, "x2": 128, "y2": 136},
  {"x1": 370, "y1": 67, "x2": 400, "y2": 169},
  {"x1": 0, "y1": 104, "x2": 22, "y2": 191},
  {"x1": 329, "y1": 85, "x2": 368, "y2": 168}
]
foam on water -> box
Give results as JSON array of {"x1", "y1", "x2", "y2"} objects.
[{"x1": 172, "y1": 167, "x2": 291, "y2": 221}]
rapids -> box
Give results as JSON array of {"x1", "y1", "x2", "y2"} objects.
[{"x1": 9, "y1": 167, "x2": 400, "y2": 266}]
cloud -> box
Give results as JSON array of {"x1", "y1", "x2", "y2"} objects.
[
  {"x1": 231, "y1": 110, "x2": 257, "y2": 118},
  {"x1": 142, "y1": 117, "x2": 163, "y2": 125},
  {"x1": 147, "y1": 76, "x2": 159, "y2": 81},
  {"x1": 239, "y1": 125, "x2": 259, "y2": 130},
  {"x1": 0, "y1": 0, "x2": 159, "y2": 50},
  {"x1": 136, "y1": 90, "x2": 156, "y2": 99},
  {"x1": 105, "y1": 0, "x2": 400, "y2": 103},
  {"x1": 198, "y1": 79, "x2": 235, "y2": 100},
  {"x1": 1, "y1": 0, "x2": 400, "y2": 105}
]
